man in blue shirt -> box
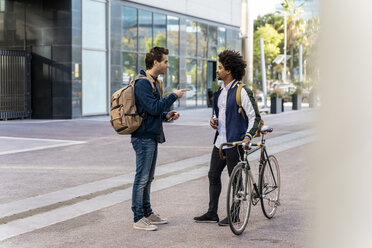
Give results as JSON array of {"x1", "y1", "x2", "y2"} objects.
[
  {"x1": 194, "y1": 50, "x2": 261, "y2": 226},
  {"x1": 131, "y1": 47, "x2": 188, "y2": 231}
]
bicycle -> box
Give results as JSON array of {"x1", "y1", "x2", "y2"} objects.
[{"x1": 219, "y1": 126, "x2": 280, "y2": 235}]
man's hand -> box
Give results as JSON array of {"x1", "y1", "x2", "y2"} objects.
[
  {"x1": 242, "y1": 137, "x2": 251, "y2": 150},
  {"x1": 174, "y1": 89, "x2": 190, "y2": 98},
  {"x1": 210, "y1": 117, "x2": 218, "y2": 130},
  {"x1": 166, "y1": 110, "x2": 180, "y2": 121}
]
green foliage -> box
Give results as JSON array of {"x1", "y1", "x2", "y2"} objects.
[
  {"x1": 253, "y1": 24, "x2": 283, "y2": 79},
  {"x1": 270, "y1": 88, "x2": 284, "y2": 98},
  {"x1": 255, "y1": 13, "x2": 284, "y2": 33}
]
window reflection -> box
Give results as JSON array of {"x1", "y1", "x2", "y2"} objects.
[
  {"x1": 139, "y1": 10, "x2": 152, "y2": 52},
  {"x1": 138, "y1": 53, "x2": 145, "y2": 71},
  {"x1": 167, "y1": 16, "x2": 179, "y2": 55},
  {"x1": 198, "y1": 23, "x2": 207, "y2": 58},
  {"x1": 197, "y1": 60, "x2": 207, "y2": 106},
  {"x1": 122, "y1": 7, "x2": 137, "y2": 51},
  {"x1": 186, "y1": 59, "x2": 197, "y2": 106},
  {"x1": 186, "y1": 20, "x2": 197, "y2": 57},
  {"x1": 153, "y1": 13, "x2": 166, "y2": 47},
  {"x1": 208, "y1": 26, "x2": 217, "y2": 59},
  {"x1": 165, "y1": 57, "x2": 179, "y2": 106},
  {"x1": 217, "y1": 27, "x2": 226, "y2": 54},
  {"x1": 122, "y1": 52, "x2": 137, "y2": 86}
]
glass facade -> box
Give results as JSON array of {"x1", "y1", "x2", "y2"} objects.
[
  {"x1": 167, "y1": 16, "x2": 179, "y2": 56},
  {"x1": 114, "y1": 3, "x2": 241, "y2": 109},
  {"x1": 122, "y1": 7, "x2": 137, "y2": 51},
  {"x1": 186, "y1": 20, "x2": 197, "y2": 58},
  {"x1": 186, "y1": 59, "x2": 197, "y2": 107},
  {"x1": 138, "y1": 10, "x2": 152, "y2": 53},
  {"x1": 153, "y1": 13, "x2": 166, "y2": 47}
]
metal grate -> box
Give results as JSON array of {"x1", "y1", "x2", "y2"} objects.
[{"x1": 0, "y1": 49, "x2": 31, "y2": 120}]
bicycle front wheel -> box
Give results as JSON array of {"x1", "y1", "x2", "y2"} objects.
[
  {"x1": 260, "y1": 155, "x2": 280, "y2": 219},
  {"x1": 226, "y1": 162, "x2": 252, "y2": 235}
]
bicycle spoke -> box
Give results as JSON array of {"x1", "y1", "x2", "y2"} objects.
[
  {"x1": 227, "y1": 163, "x2": 252, "y2": 235},
  {"x1": 260, "y1": 155, "x2": 280, "y2": 219}
]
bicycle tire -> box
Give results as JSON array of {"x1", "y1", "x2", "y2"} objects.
[
  {"x1": 260, "y1": 155, "x2": 280, "y2": 219},
  {"x1": 226, "y1": 162, "x2": 252, "y2": 235}
]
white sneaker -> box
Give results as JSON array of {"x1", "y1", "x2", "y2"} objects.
[
  {"x1": 133, "y1": 217, "x2": 158, "y2": 231},
  {"x1": 146, "y1": 213, "x2": 168, "y2": 224}
]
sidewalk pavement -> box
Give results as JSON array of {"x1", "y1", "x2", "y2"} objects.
[{"x1": 0, "y1": 104, "x2": 316, "y2": 247}]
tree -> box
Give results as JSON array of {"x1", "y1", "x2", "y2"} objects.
[
  {"x1": 255, "y1": 13, "x2": 283, "y2": 33},
  {"x1": 281, "y1": 0, "x2": 305, "y2": 80},
  {"x1": 253, "y1": 24, "x2": 283, "y2": 81},
  {"x1": 297, "y1": 17, "x2": 320, "y2": 87}
]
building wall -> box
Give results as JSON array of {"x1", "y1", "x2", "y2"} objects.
[
  {"x1": 0, "y1": 0, "x2": 242, "y2": 118},
  {"x1": 0, "y1": 0, "x2": 73, "y2": 119},
  {"x1": 127, "y1": 0, "x2": 241, "y2": 27}
]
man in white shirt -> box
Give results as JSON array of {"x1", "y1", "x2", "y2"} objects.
[{"x1": 194, "y1": 50, "x2": 261, "y2": 226}]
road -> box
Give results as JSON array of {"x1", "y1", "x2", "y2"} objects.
[{"x1": 0, "y1": 106, "x2": 315, "y2": 247}]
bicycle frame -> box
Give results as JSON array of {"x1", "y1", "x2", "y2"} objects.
[{"x1": 220, "y1": 133, "x2": 278, "y2": 200}]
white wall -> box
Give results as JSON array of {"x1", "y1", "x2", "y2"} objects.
[{"x1": 128, "y1": 0, "x2": 241, "y2": 27}]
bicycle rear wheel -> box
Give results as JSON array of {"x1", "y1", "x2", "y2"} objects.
[
  {"x1": 226, "y1": 162, "x2": 252, "y2": 235},
  {"x1": 260, "y1": 155, "x2": 280, "y2": 219}
]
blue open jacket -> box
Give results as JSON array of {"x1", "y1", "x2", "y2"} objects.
[{"x1": 131, "y1": 70, "x2": 178, "y2": 141}]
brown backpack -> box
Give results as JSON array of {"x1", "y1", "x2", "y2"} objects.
[{"x1": 110, "y1": 73, "x2": 158, "y2": 135}]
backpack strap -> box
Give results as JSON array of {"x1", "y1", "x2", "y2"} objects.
[
  {"x1": 236, "y1": 83, "x2": 246, "y2": 120},
  {"x1": 134, "y1": 74, "x2": 156, "y2": 94}
]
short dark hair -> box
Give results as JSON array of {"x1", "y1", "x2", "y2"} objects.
[
  {"x1": 145, "y1": 47, "x2": 169, "y2": 70},
  {"x1": 218, "y1": 50, "x2": 247, "y2": 81}
]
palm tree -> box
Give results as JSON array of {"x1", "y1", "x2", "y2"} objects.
[{"x1": 281, "y1": 0, "x2": 305, "y2": 80}]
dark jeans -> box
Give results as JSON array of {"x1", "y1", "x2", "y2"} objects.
[
  {"x1": 131, "y1": 138, "x2": 158, "y2": 222},
  {"x1": 207, "y1": 146, "x2": 243, "y2": 216}
]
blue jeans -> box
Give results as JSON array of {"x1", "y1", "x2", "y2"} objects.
[{"x1": 131, "y1": 138, "x2": 158, "y2": 222}]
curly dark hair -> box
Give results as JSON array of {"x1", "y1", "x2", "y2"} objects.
[
  {"x1": 145, "y1": 47, "x2": 169, "y2": 69},
  {"x1": 218, "y1": 50, "x2": 247, "y2": 81}
]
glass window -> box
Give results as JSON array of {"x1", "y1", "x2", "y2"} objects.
[
  {"x1": 217, "y1": 27, "x2": 226, "y2": 54},
  {"x1": 82, "y1": 50, "x2": 107, "y2": 115},
  {"x1": 197, "y1": 60, "x2": 207, "y2": 106},
  {"x1": 186, "y1": 59, "x2": 197, "y2": 107},
  {"x1": 186, "y1": 20, "x2": 197, "y2": 57},
  {"x1": 232, "y1": 30, "x2": 241, "y2": 52},
  {"x1": 0, "y1": 0, "x2": 5, "y2": 12},
  {"x1": 138, "y1": 10, "x2": 152, "y2": 53},
  {"x1": 166, "y1": 56, "x2": 179, "y2": 92},
  {"x1": 83, "y1": 0, "x2": 106, "y2": 49},
  {"x1": 198, "y1": 23, "x2": 207, "y2": 58},
  {"x1": 122, "y1": 7, "x2": 137, "y2": 51},
  {"x1": 138, "y1": 53, "x2": 146, "y2": 71},
  {"x1": 122, "y1": 52, "x2": 137, "y2": 86},
  {"x1": 167, "y1": 16, "x2": 179, "y2": 55},
  {"x1": 208, "y1": 26, "x2": 217, "y2": 60},
  {"x1": 153, "y1": 13, "x2": 166, "y2": 48},
  {"x1": 226, "y1": 29, "x2": 241, "y2": 52}
]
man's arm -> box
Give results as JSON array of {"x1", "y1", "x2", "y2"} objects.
[{"x1": 241, "y1": 87, "x2": 261, "y2": 141}]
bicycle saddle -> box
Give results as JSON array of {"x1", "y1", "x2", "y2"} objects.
[{"x1": 260, "y1": 126, "x2": 273, "y2": 134}]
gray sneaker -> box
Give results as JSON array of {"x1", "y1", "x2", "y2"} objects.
[
  {"x1": 146, "y1": 213, "x2": 168, "y2": 224},
  {"x1": 133, "y1": 217, "x2": 158, "y2": 231}
]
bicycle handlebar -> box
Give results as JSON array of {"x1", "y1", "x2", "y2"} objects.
[{"x1": 218, "y1": 142, "x2": 262, "y2": 160}]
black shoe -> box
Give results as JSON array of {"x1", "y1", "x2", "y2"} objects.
[
  {"x1": 218, "y1": 217, "x2": 229, "y2": 226},
  {"x1": 194, "y1": 213, "x2": 219, "y2": 223}
]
